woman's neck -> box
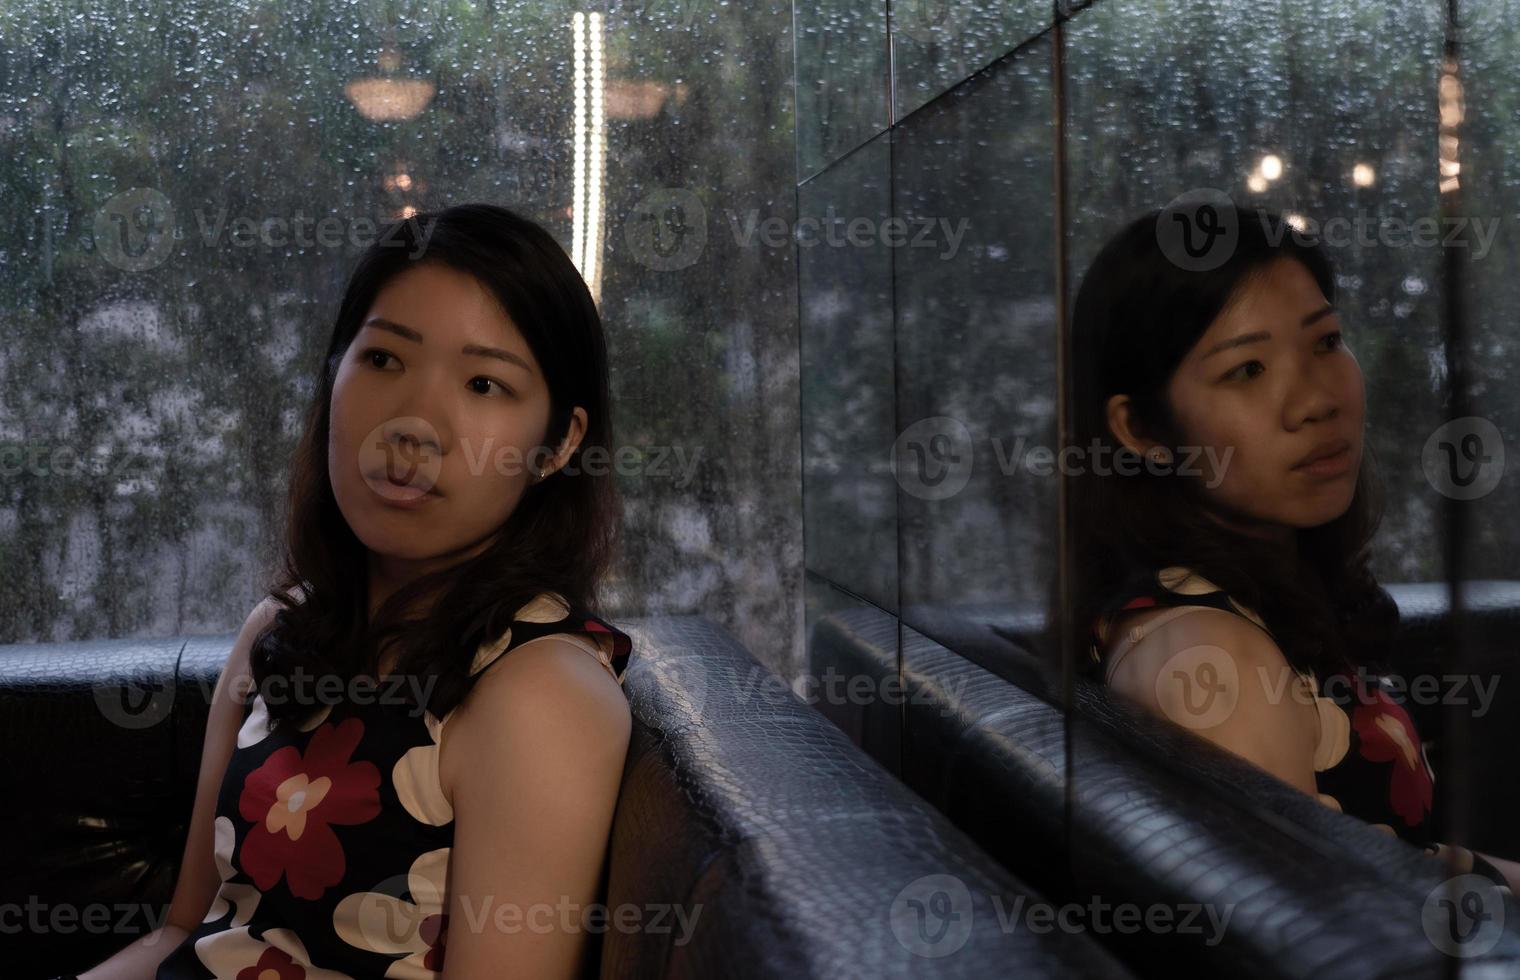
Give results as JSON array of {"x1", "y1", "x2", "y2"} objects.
[{"x1": 1201, "y1": 506, "x2": 1297, "y2": 556}]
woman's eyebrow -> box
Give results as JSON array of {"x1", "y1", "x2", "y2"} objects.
[
  {"x1": 361, "y1": 315, "x2": 534, "y2": 373},
  {"x1": 1200, "y1": 302, "x2": 1337, "y2": 360}
]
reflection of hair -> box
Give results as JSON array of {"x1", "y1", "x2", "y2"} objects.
[
  {"x1": 1066, "y1": 205, "x2": 1397, "y2": 681},
  {"x1": 250, "y1": 203, "x2": 621, "y2": 733}
]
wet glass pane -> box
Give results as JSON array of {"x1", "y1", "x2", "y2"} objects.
[
  {"x1": 0, "y1": 0, "x2": 801, "y2": 670},
  {"x1": 1065, "y1": 1, "x2": 1450, "y2": 587},
  {"x1": 799, "y1": 133, "x2": 897, "y2": 613},
  {"x1": 893, "y1": 37, "x2": 1058, "y2": 679},
  {"x1": 795, "y1": 0, "x2": 890, "y2": 180},
  {"x1": 889, "y1": 0, "x2": 1049, "y2": 120},
  {"x1": 804, "y1": 568, "x2": 902, "y2": 772},
  {"x1": 1450, "y1": 0, "x2": 1520, "y2": 882},
  {"x1": 1063, "y1": 1, "x2": 1515, "y2": 965}
]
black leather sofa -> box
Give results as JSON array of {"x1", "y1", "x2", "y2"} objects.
[
  {"x1": 808, "y1": 584, "x2": 1520, "y2": 978},
  {"x1": 1, "y1": 615, "x2": 1133, "y2": 979}
]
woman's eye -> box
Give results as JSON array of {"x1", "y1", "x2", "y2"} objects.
[
  {"x1": 1320, "y1": 330, "x2": 1345, "y2": 351},
  {"x1": 361, "y1": 348, "x2": 397, "y2": 369},
  {"x1": 1226, "y1": 360, "x2": 1264, "y2": 382},
  {"x1": 469, "y1": 377, "x2": 513, "y2": 397}
]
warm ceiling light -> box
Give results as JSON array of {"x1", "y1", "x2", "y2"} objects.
[
  {"x1": 603, "y1": 79, "x2": 690, "y2": 120},
  {"x1": 345, "y1": 47, "x2": 435, "y2": 122},
  {"x1": 344, "y1": 78, "x2": 435, "y2": 121}
]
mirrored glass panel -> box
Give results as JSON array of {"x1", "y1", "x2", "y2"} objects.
[{"x1": 893, "y1": 37, "x2": 1059, "y2": 683}]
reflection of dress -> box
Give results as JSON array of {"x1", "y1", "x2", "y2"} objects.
[
  {"x1": 155, "y1": 592, "x2": 633, "y2": 979},
  {"x1": 1091, "y1": 566, "x2": 1509, "y2": 892}
]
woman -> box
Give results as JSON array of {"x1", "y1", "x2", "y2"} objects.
[
  {"x1": 1069, "y1": 203, "x2": 1518, "y2": 894},
  {"x1": 80, "y1": 203, "x2": 635, "y2": 980}
]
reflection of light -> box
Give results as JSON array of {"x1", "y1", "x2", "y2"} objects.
[
  {"x1": 395, "y1": 173, "x2": 413, "y2": 191},
  {"x1": 398, "y1": 205, "x2": 418, "y2": 219},
  {"x1": 570, "y1": 12, "x2": 606, "y2": 304},
  {"x1": 1352, "y1": 163, "x2": 1375, "y2": 187},
  {"x1": 1246, "y1": 174, "x2": 1268, "y2": 194},
  {"x1": 1438, "y1": 57, "x2": 1463, "y2": 194},
  {"x1": 345, "y1": 48, "x2": 435, "y2": 122},
  {"x1": 572, "y1": 14, "x2": 586, "y2": 287},
  {"x1": 1259, "y1": 154, "x2": 1283, "y2": 181},
  {"x1": 604, "y1": 79, "x2": 690, "y2": 119},
  {"x1": 1284, "y1": 212, "x2": 1307, "y2": 232},
  {"x1": 345, "y1": 78, "x2": 435, "y2": 121}
]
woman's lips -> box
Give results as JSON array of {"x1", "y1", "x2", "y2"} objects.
[
  {"x1": 1293, "y1": 444, "x2": 1353, "y2": 478},
  {"x1": 365, "y1": 474, "x2": 441, "y2": 507}
]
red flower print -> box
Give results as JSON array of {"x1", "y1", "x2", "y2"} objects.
[
  {"x1": 421, "y1": 912, "x2": 448, "y2": 971},
  {"x1": 583, "y1": 617, "x2": 632, "y2": 662},
  {"x1": 236, "y1": 945, "x2": 306, "y2": 980},
  {"x1": 1350, "y1": 684, "x2": 1433, "y2": 829},
  {"x1": 238, "y1": 716, "x2": 382, "y2": 900}
]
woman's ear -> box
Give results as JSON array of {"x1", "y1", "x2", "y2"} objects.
[
  {"x1": 539, "y1": 407, "x2": 589, "y2": 480},
  {"x1": 1106, "y1": 393, "x2": 1160, "y2": 459}
]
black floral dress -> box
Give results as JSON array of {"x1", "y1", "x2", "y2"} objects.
[
  {"x1": 1090, "y1": 566, "x2": 1510, "y2": 892},
  {"x1": 155, "y1": 592, "x2": 633, "y2": 980}
]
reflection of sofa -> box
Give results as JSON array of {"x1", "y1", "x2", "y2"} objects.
[
  {"x1": 900, "y1": 581, "x2": 1520, "y2": 858},
  {"x1": 810, "y1": 586, "x2": 1520, "y2": 977},
  {"x1": 1, "y1": 616, "x2": 1133, "y2": 979}
]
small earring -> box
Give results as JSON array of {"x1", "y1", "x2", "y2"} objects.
[{"x1": 1147, "y1": 446, "x2": 1172, "y2": 465}]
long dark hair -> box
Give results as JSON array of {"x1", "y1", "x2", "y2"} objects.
[
  {"x1": 249, "y1": 203, "x2": 621, "y2": 732},
  {"x1": 1067, "y1": 204, "x2": 1398, "y2": 681}
]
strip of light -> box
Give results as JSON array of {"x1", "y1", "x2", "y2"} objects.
[
  {"x1": 571, "y1": 12, "x2": 588, "y2": 278},
  {"x1": 585, "y1": 12, "x2": 606, "y2": 303}
]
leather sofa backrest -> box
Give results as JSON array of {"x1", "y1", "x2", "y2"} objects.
[
  {"x1": 0, "y1": 617, "x2": 1135, "y2": 979},
  {"x1": 808, "y1": 605, "x2": 1520, "y2": 977}
]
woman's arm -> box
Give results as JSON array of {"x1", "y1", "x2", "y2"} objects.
[
  {"x1": 77, "y1": 925, "x2": 189, "y2": 980},
  {"x1": 440, "y1": 636, "x2": 632, "y2": 980},
  {"x1": 1471, "y1": 850, "x2": 1520, "y2": 893},
  {"x1": 1106, "y1": 605, "x2": 1322, "y2": 795},
  {"x1": 77, "y1": 596, "x2": 282, "y2": 980}
]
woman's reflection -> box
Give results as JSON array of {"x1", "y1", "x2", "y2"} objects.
[{"x1": 1068, "y1": 203, "x2": 1518, "y2": 893}]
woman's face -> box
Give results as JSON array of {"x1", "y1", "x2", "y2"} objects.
[
  {"x1": 328, "y1": 262, "x2": 586, "y2": 574},
  {"x1": 1140, "y1": 256, "x2": 1365, "y2": 540}
]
